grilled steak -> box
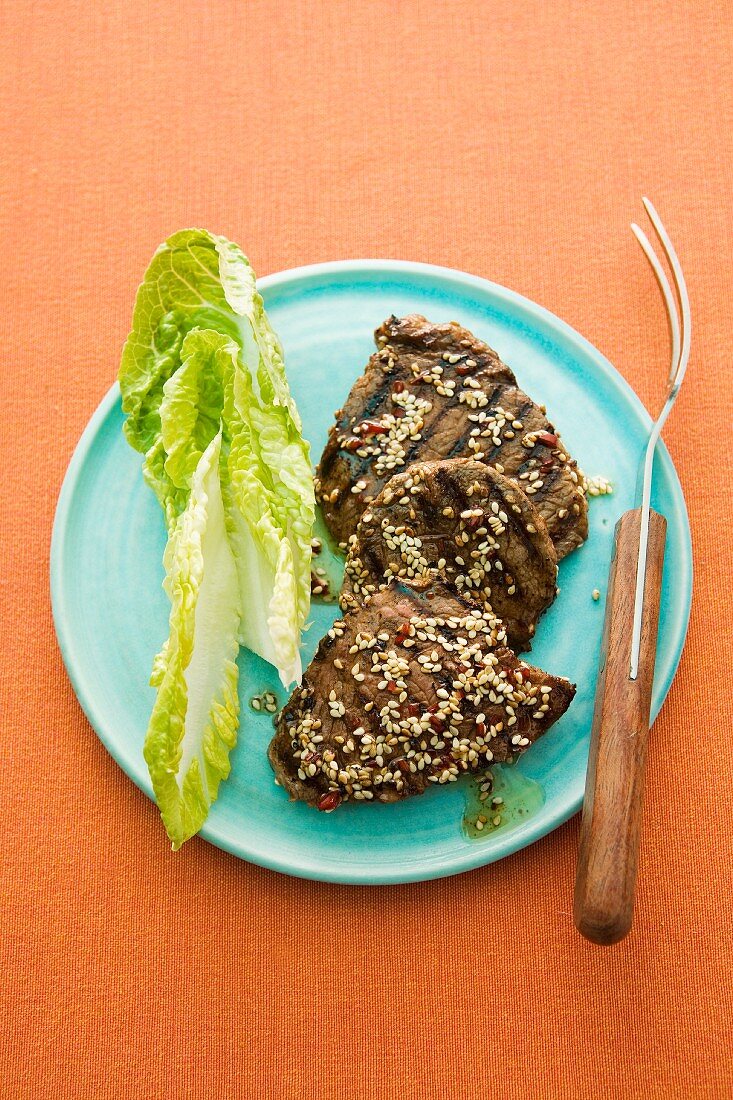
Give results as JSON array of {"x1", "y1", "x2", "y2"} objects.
[
  {"x1": 341, "y1": 458, "x2": 558, "y2": 651},
  {"x1": 316, "y1": 314, "x2": 588, "y2": 558},
  {"x1": 269, "y1": 580, "x2": 575, "y2": 808}
]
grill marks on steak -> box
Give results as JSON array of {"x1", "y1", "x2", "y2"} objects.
[
  {"x1": 341, "y1": 459, "x2": 558, "y2": 651},
  {"x1": 268, "y1": 581, "x2": 575, "y2": 808},
  {"x1": 270, "y1": 316, "x2": 585, "y2": 810},
  {"x1": 315, "y1": 314, "x2": 588, "y2": 558}
]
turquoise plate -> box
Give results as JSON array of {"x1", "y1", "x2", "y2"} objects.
[{"x1": 51, "y1": 260, "x2": 692, "y2": 883}]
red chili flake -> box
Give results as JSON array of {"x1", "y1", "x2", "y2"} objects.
[
  {"x1": 394, "y1": 622, "x2": 411, "y2": 645},
  {"x1": 539, "y1": 459, "x2": 554, "y2": 475},
  {"x1": 387, "y1": 681, "x2": 399, "y2": 693},
  {"x1": 406, "y1": 703, "x2": 421, "y2": 718},
  {"x1": 303, "y1": 751, "x2": 321, "y2": 764},
  {"x1": 392, "y1": 380, "x2": 406, "y2": 394},
  {"x1": 356, "y1": 419, "x2": 389, "y2": 437},
  {"x1": 397, "y1": 759, "x2": 411, "y2": 775},
  {"x1": 455, "y1": 361, "x2": 478, "y2": 376},
  {"x1": 429, "y1": 715, "x2": 446, "y2": 734},
  {"x1": 454, "y1": 688, "x2": 465, "y2": 701},
  {"x1": 465, "y1": 512, "x2": 484, "y2": 531},
  {"x1": 535, "y1": 431, "x2": 558, "y2": 448},
  {"x1": 340, "y1": 437, "x2": 362, "y2": 452},
  {"x1": 476, "y1": 722, "x2": 486, "y2": 737},
  {"x1": 317, "y1": 791, "x2": 342, "y2": 813},
  {"x1": 427, "y1": 702, "x2": 439, "y2": 714},
  {"x1": 392, "y1": 406, "x2": 406, "y2": 419}
]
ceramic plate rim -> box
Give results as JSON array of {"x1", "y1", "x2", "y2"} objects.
[{"x1": 50, "y1": 258, "x2": 693, "y2": 883}]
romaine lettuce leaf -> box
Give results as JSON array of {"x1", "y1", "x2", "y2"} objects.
[
  {"x1": 159, "y1": 329, "x2": 226, "y2": 492},
  {"x1": 119, "y1": 227, "x2": 314, "y2": 679},
  {"x1": 119, "y1": 230, "x2": 315, "y2": 845},
  {"x1": 221, "y1": 333, "x2": 313, "y2": 685},
  {"x1": 119, "y1": 228, "x2": 308, "y2": 516},
  {"x1": 144, "y1": 432, "x2": 241, "y2": 849}
]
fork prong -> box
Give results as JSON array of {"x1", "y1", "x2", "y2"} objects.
[
  {"x1": 631, "y1": 222, "x2": 680, "y2": 386},
  {"x1": 642, "y1": 198, "x2": 691, "y2": 390},
  {"x1": 628, "y1": 201, "x2": 690, "y2": 681}
]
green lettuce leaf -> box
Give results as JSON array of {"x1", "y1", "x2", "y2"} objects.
[
  {"x1": 119, "y1": 229, "x2": 315, "y2": 845},
  {"x1": 159, "y1": 326, "x2": 313, "y2": 685},
  {"x1": 144, "y1": 432, "x2": 241, "y2": 849},
  {"x1": 120, "y1": 229, "x2": 301, "y2": 477},
  {"x1": 220, "y1": 337, "x2": 311, "y2": 685},
  {"x1": 159, "y1": 329, "x2": 226, "y2": 491},
  {"x1": 119, "y1": 227, "x2": 314, "y2": 680}
]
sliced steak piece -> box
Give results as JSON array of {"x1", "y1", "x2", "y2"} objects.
[
  {"x1": 341, "y1": 458, "x2": 558, "y2": 651},
  {"x1": 268, "y1": 580, "x2": 575, "y2": 809},
  {"x1": 316, "y1": 314, "x2": 588, "y2": 558}
]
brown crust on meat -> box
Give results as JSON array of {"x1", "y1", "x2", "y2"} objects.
[
  {"x1": 341, "y1": 458, "x2": 558, "y2": 651},
  {"x1": 268, "y1": 581, "x2": 575, "y2": 808},
  {"x1": 315, "y1": 314, "x2": 588, "y2": 558}
]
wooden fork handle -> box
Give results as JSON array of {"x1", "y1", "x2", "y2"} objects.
[{"x1": 574, "y1": 508, "x2": 667, "y2": 945}]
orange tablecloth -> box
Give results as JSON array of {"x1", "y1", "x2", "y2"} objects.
[{"x1": 2, "y1": 3, "x2": 731, "y2": 1097}]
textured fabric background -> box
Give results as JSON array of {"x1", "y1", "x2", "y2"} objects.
[{"x1": 1, "y1": 2, "x2": 732, "y2": 1097}]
